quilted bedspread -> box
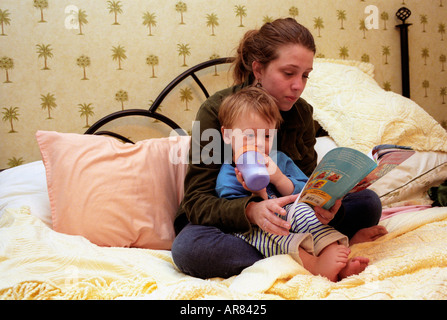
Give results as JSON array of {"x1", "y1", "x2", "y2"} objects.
[{"x1": 1, "y1": 205, "x2": 446, "y2": 300}]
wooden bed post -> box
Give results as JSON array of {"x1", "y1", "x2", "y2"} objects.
[{"x1": 395, "y1": 7, "x2": 412, "y2": 99}]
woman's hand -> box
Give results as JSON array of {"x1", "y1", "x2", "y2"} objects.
[
  {"x1": 313, "y1": 199, "x2": 342, "y2": 224},
  {"x1": 245, "y1": 194, "x2": 298, "y2": 236}
]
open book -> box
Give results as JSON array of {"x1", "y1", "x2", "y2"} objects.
[{"x1": 296, "y1": 147, "x2": 377, "y2": 210}]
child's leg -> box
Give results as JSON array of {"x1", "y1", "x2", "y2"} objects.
[
  {"x1": 289, "y1": 203, "x2": 370, "y2": 281},
  {"x1": 286, "y1": 202, "x2": 349, "y2": 255},
  {"x1": 234, "y1": 227, "x2": 315, "y2": 263}
]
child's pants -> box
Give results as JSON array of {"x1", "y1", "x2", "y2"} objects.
[{"x1": 235, "y1": 202, "x2": 348, "y2": 264}]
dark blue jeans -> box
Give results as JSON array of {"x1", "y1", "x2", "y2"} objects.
[{"x1": 171, "y1": 189, "x2": 382, "y2": 279}]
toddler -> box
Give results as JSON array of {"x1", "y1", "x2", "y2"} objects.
[{"x1": 216, "y1": 87, "x2": 369, "y2": 281}]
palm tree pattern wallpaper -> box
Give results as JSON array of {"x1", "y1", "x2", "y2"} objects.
[{"x1": 0, "y1": 0, "x2": 446, "y2": 168}]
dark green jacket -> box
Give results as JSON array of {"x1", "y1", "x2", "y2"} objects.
[{"x1": 174, "y1": 83, "x2": 318, "y2": 234}]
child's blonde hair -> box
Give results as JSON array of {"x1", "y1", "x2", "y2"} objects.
[{"x1": 218, "y1": 86, "x2": 283, "y2": 129}]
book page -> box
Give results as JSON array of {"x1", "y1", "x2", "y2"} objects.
[{"x1": 297, "y1": 147, "x2": 377, "y2": 210}]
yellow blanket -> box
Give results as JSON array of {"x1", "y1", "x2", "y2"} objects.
[{"x1": 1, "y1": 206, "x2": 447, "y2": 300}]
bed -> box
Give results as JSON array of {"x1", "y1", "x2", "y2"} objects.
[{"x1": 2, "y1": 49, "x2": 447, "y2": 300}]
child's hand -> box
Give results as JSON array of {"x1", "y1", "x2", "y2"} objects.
[
  {"x1": 264, "y1": 155, "x2": 281, "y2": 183},
  {"x1": 264, "y1": 155, "x2": 295, "y2": 197},
  {"x1": 235, "y1": 167, "x2": 268, "y2": 199}
]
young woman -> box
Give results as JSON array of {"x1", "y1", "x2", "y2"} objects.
[{"x1": 171, "y1": 18, "x2": 386, "y2": 279}]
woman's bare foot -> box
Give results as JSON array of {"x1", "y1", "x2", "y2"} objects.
[
  {"x1": 350, "y1": 225, "x2": 388, "y2": 245},
  {"x1": 299, "y1": 243, "x2": 350, "y2": 282},
  {"x1": 338, "y1": 256, "x2": 369, "y2": 280}
]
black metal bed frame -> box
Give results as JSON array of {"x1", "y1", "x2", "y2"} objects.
[
  {"x1": 84, "y1": 57, "x2": 234, "y2": 142},
  {"x1": 85, "y1": 8, "x2": 412, "y2": 141}
]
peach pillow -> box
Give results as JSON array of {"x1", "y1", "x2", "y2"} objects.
[{"x1": 36, "y1": 130, "x2": 190, "y2": 250}]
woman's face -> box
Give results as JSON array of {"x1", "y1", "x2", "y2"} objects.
[{"x1": 253, "y1": 44, "x2": 314, "y2": 112}]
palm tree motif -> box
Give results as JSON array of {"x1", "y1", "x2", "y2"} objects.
[
  {"x1": 146, "y1": 54, "x2": 159, "y2": 78},
  {"x1": 177, "y1": 43, "x2": 190, "y2": 67},
  {"x1": 263, "y1": 16, "x2": 273, "y2": 24},
  {"x1": 361, "y1": 53, "x2": 370, "y2": 62},
  {"x1": 33, "y1": 0, "x2": 48, "y2": 23},
  {"x1": 338, "y1": 46, "x2": 349, "y2": 60},
  {"x1": 381, "y1": 11, "x2": 389, "y2": 30},
  {"x1": 359, "y1": 19, "x2": 368, "y2": 39},
  {"x1": 438, "y1": 23, "x2": 445, "y2": 41},
  {"x1": 421, "y1": 48, "x2": 430, "y2": 66},
  {"x1": 175, "y1": 1, "x2": 187, "y2": 25},
  {"x1": 107, "y1": 1, "x2": 123, "y2": 25},
  {"x1": 40, "y1": 93, "x2": 57, "y2": 119},
  {"x1": 78, "y1": 103, "x2": 94, "y2": 128},
  {"x1": 36, "y1": 44, "x2": 53, "y2": 70},
  {"x1": 234, "y1": 5, "x2": 247, "y2": 27},
  {"x1": 115, "y1": 90, "x2": 128, "y2": 110},
  {"x1": 76, "y1": 55, "x2": 91, "y2": 80},
  {"x1": 111, "y1": 45, "x2": 126, "y2": 70},
  {"x1": 210, "y1": 53, "x2": 220, "y2": 76},
  {"x1": 440, "y1": 54, "x2": 446, "y2": 72},
  {"x1": 206, "y1": 13, "x2": 219, "y2": 36},
  {"x1": 313, "y1": 17, "x2": 324, "y2": 37},
  {"x1": 7, "y1": 157, "x2": 24, "y2": 168},
  {"x1": 0, "y1": 56, "x2": 13, "y2": 83},
  {"x1": 77, "y1": 9, "x2": 88, "y2": 35},
  {"x1": 383, "y1": 81, "x2": 392, "y2": 91},
  {"x1": 420, "y1": 14, "x2": 428, "y2": 33},
  {"x1": 142, "y1": 12, "x2": 156, "y2": 36},
  {"x1": 422, "y1": 80, "x2": 430, "y2": 97},
  {"x1": 382, "y1": 46, "x2": 390, "y2": 64},
  {"x1": 180, "y1": 87, "x2": 193, "y2": 111},
  {"x1": 441, "y1": 87, "x2": 447, "y2": 104},
  {"x1": 0, "y1": 9, "x2": 11, "y2": 36},
  {"x1": 289, "y1": 6, "x2": 299, "y2": 20},
  {"x1": 2, "y1": 106, "x2": 19, "y2": 133},
  {"x1": 336, "y1": 10, "x2": 346, "y2": 30}
]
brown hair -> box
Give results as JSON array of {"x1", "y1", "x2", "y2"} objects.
[
  {"x1": 232, "y1": 18, "x2": 316, "y2": 84},
  {"x1": 218, "y1": 86, "x2": 283, "y2": 129}
]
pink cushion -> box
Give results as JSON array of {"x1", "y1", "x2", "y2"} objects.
[{"x1": 36, "y1": 131, "x2": 190, "y2": 250}]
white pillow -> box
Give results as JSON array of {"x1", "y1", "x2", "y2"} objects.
[
  {"x1": 315, "y1": 136, "x2": 338, "y2": 164},
  {"x1": 368, "y1": 151, "x2": 447, "y2": 207},
  {"x1": 0, "y1": 161, "x2": 52, "y2": 227}
]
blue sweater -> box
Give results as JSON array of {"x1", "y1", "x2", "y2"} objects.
[{"x1": 216, "y1": 151, "x2": 308, "y2": 199}]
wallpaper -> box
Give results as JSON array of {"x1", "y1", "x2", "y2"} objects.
[{"x1": 1, "y1": 0, "x2": 446, "y2": 168}]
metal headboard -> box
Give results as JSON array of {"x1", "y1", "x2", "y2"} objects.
[{"x1": 84, "y1": 57, "x2": 234, "y2": 142}]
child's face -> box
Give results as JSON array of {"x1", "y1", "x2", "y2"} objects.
[{"x1": 222, "y1": 111, "x2": 277, "y2": 158}]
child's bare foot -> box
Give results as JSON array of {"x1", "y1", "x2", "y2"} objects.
[
  {"x1": 338, "y1": 256, "x2": 369, "y2": 280},
  {"x1": 300, "y1": 243, "x2": 350, "y2": 282},
  {"x1": 350, "y1": 225, "x2": 388, "y2": 245}
]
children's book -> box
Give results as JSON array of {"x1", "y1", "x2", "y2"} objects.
[
  {"x1": 296, "y1": 147, "x2": 377, "y2": 210},
  {"x1": 295, "y1": 145, "x2": 415, "y2": 210}
]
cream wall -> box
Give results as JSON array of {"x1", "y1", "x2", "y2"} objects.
[{"x1": 1, "y1": 0, "x2": 446, "y2": 168}]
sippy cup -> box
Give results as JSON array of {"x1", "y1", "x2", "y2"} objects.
[{"x1": 235, "y1": 146, "x2": 270, "y2": 191}]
